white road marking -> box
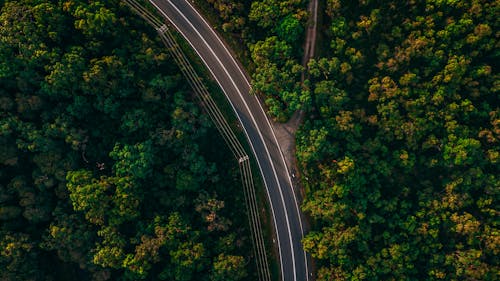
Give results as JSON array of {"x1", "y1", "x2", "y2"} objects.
[
  {"x1": 158, "y1": 1, "x2": 297, "y2": 279},
  {"x1": 148, "y1": 0, "x2": 288, "y2": 278},
  {"x1": 180, "y1": 1, "x2": 311, "y2": 280},
  {"x1": 151, "y1": 0, "x2": 310, "y2": 280}
]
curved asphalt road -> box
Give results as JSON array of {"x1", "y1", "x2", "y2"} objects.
[{"x1": 147, "y1": 1, "x2": 311, "y2": 280}]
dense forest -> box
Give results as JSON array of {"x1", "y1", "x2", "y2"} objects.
[
  {"x1": 0, "y1": 1, "x2": 253, "y2": 280},
  {"x1": 2, "y1": 0, "x2": 499, "y2": 280},
  {"x1": 297, "y1": 0, "x2": 499, "y2": 280},
  {"x1": 198, "y1": 0, "x2": 309, "y2": 121},
  {"x1": 201, "y1": 1, "x2": 499, "y2": 279}
]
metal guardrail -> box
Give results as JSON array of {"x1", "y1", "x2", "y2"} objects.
[{"x1": 122, "y1": 1, "x2": 272, "y2": 280}]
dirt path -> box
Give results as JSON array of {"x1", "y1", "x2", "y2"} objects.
[
  {"x1": 286, "y1": 0, "x2": 319, "y2": 136},
  {"x1": 273, "y1": 0, "x2": 318, "y2": 187},
  {"x1": 302, "y1": 0, "x2": 319, "y2": 77}
]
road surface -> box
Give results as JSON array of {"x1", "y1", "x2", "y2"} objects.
[{"x1": 147, "y1": 1, "x2": 311, "y2": 280}]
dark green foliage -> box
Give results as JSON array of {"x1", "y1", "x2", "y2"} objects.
[
  {"x1": 210, "y1": 254, "x2": 248, "y2": 281},
  {"x1": 0, "y1": 1, "x2": 251, "y2": 280},
  {"x1": 199, "y1": 0, "x2": 309, "y2": 120},
  {"x1": 299, "y1": 0, "x2": 499, "y2": 280},
  {"x1": 249, "y1": 0, "x2": 309, "y2": 120}
]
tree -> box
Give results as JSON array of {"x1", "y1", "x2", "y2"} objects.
[
  {"x1": 0, "y1": 232, "x2": 46, "y2": 280},
  {"x1": 66, "y1": 170, "x2": 140, "y2": 226},
  {"x1": 195, "y1": 192, "x2": 231, "y2": 232},
  {"x1": 275, "y1": 15, "x2": 303, "y2": 44},
  {"x1": 210, "y1": 254, "x2": 247, "y2": 281},
  {"x1": 300, "y1": 0, "x2": 499, "y2": 279}
]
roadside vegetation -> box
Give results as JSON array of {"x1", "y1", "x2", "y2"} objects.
[
  {"x1": 197, "y1": 0, "x2": 310, "y2": 121},
  {"x1": 298, "y1": 0, "x2": 499, "y2": 279},
  {"x1": 0, "y1": 1, "x2": 255, "y2": 280}
]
